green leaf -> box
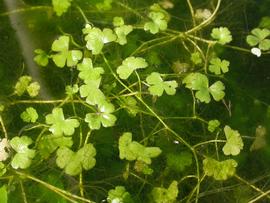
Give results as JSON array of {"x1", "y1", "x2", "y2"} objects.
[
  {"x1": 85, "y1": 101, "x2": 117, "y2": 130},
  {"x1": 0, "y1": 185, "x2": 7, "y2": 203},
  {"x1": 107, "y1": 186, "x2": 134, "y2": 203},
  {"x1": 56, "y1": 144, "x2": 96, "y2": 176},
  {"x1": 191, "y1": 52, "x2": 202, "y2": 65},
  {"x1": 250, "y1": 125, "x2": 267, "y2": 151},
  {"x1": 77, "y1": 58, "x2": 104, "y2": 83},
  {"x1": 222, "y1": 126, "x2": 244, "y2": 156},
  {"x1": 246, "y1": 28, "x2": 270, "y2": 51},
  {"x1": 14, "y1": 75, "x2": 32, "y2": 96},
  {"x1": 183, "y1": 73, "x2": 225, "y2": 103},
  {"x1": 115, "y1": 25, "x2": 133, "y2": 45},
  {"x1": 52, "y1": 0, "x2": 72, "y2": 16},
  {"x1": 65, "y1": 84, "x2": 79, "y2": 95},
  {"x1": 38, "y1": 134, "x2": 73, "y2": 159},
  {"x1": 166, "y1": 152, "x2": 192, "y2": 172},
  {"x1": 79, "y1": 80, "x2": 106, "y2": 105},
  {"x1": 10, "y1": 136, "x2": 36, "y2": 169},
  {"x1": 45, "y1": 108, "x2": 80, "y2": 136},
  {"x1": 118, "y1": 132, "x2": 162, "y2": 164},
  {"x1": 51, "y1": 36, "x2": 82, "y2": 67},
  {"x1": 211, "y1": 27, "x2": 232, "y2": 45},
  {"x1": 0, "y1": 138, "x2": 10, "y2": 162},
  {"x1": 0, "y1": 162, "x2": 6, "y2": 176},
  {"x1": 121, "y1": 97, "x2": 139, "y2": 117},
  {"x1": 34, "y1": 49, "x2": 49, "y2": 67},
  {"x1": 151, "y1": 181, "x2": 178, "y2": 203},
  {"x1": 209, "y1": 81, "x2": 225, "y2": 101},
  {"x1": 144, "y1": 12, "x2": 168, "y2": 34},
  {"x1": 134, "y1": 160, "x2": 154, "y2": 175},
  {"x1": 117, "y1": 57, "x2": 148, "y2": 79},
  {"x1": 259, "y1": 16, "x2": 270, "y2": 29},
  {"x1": 208, "y1": 120, "x2": 220, "y2": 132},
  {"x1": 20, "y1": 107, "x2": 38, "y2": 123},
  {"x1": 26, "y1": 82, "x2": 40, "y2": 97},
  {"x1": 83, "y1": 25, "x2": 116, "y2": 55},
  {"x1": 113, "y1": 17, "x2": 125, "y2": 27},
  {"x1": 209, "y1": 58, "x2": 230, "y2": 75},
  {"x1": 146, "y1": 72, "x2": 178, "y2": 96},
  {"x1": 96, "y1": 0, "x2": 112, "y2": 11},
  {"x1": 203, "y1": 157, "x2": 238, "y2": 180}
]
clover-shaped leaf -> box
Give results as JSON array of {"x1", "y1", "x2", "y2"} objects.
[
  {"x1": 26, "y1": 82, "x2": 40, "y2": 97},
  {"x1": 208, "y1": 120, "x2": 220, "y2": 132},
  {"x1": 56, "y1": 144, "x2": 96, "y2": 176},
  {"x1": 246, "y1": 28, "x2": 270, "y2": 51},
  {"x1": 151, "y1": 181, "x2": 178, "y2": 203},
  {"x1": 14, "y1": 76, "x2": 32, "y2": 96},
  {"x1": 203, "y1": 157, "x2": 238, "y2": 180},
  {"x1": 209, "y1": 58, "x2": 230, "y2": 75},
  {"x1": 34, "y1": 49, "x2": 49, "y2": 67},
  {"x1": 10, "y1": 136, "x2": 36, "y2": 169},
  {"x1": 117, "y1": 57, "x2": 148, "y2": 79},
  {"x1": 79, "y1": 80, "x2": 106, "y2": 105},
  {"x1": 77, "y1": 58, "x2": 104, "y2": 83},
  {"x1": 183, "y1": 73, "x2": 225, "y2": 103},
  {"x1": 52, "y1": 0, "x2": 72, "y2": 16},
  {"x1": 38, "y1": 134, "x2": 73, "y2": 159},
  {"x1": 83, "y1": 25, "x2": 116, "y2": 55},
  {"x1": 113, "y1": 17, "x2": 125, "y2": 27},
  {"x1": 146, "y1": 72, "x2": 178, "y2": 96},
  {"x1": 20, "y1": 107, "x2": 38, "y2": 123},
  {"x1": 119, "y1": 132, "x2": 161, "y2": 164},
  {"x1": 107, "y1": 186, "x2": 134, "y2": 203},
  {"x1": 85, "y1": 101, "x2": 117, "y2": 130},
  {"x1": 166, "y1": 152, "x2": 192, "y2": 172},
  {"x1": 144, "y1": 12, "x2": 168, "y2": 34},
  {"x1": 191, "y1": 52, "x2": 202, "y2": 65},
  {"x1": 211, "y1": 27, "x2": 232, "y2": 45},
  {"x1": 115, "y1": 25, "x2": 133, "y2": 45},
  {"x1": 45, "y1": 108, "x2": 79, "y2": 136},
  {"x1": 222, "y1": 126, "x2": 243, "y2": 156},
  {"x1": 51, "y1": 36, "x2": 82, "y2": 68}
]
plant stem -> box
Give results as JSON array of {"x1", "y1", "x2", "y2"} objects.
[{"x1": 0, "y1": 115, "x2": 8, "y2": 138}]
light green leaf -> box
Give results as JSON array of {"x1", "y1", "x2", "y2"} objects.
[
  {"x1": 151, "y1": 181, "x2": 178, "y2": 203},
  {"x1": 118, "y1": 132, "x2": 162, "y2": 164},
  {"x1": 0, "y1": 162, "x2": 6, "y2": 176},
  {"x1": 222, "y1": 126, "x2": 244, "y2": 156},
  {"x1": 0, "y1": 185, "x2": 7, "y2": 203},
  {"x1": 115, "y1": 25, "x2": 133, "y2": 45},
  {"x1": 38, "y1": 134, "x2": 73, "y2": 159},
  {"x1": 146, "y1": 72, "x2": 178, "y2": 96},
  {"x1": 79, "y1": 81, "x2": 105, "y2": 105},
  {"x1": 246, "y1": 28, "x2": 270, "y2": 51},
  {"x1": 209, "y1": 81, "x2": 225, "y2": 101},
  {"x1": 20, "y1": 107, "x2": 38, "y2": 123},
  {"x1": 51, "y1": 36, "x2": 82, "y2": 68},
  {"x1": 107, "y1": 186, "x2": 134, "y2": 203},
  {"x1": 34, "y1": 49, "x2": 49, "y2": 67},
  {"x1": 77, "y1": 58, "x2": 104, "y2": 83},
  {"x1": 65, "y1": 84, "x2": 79, "y2": 95},
  {"x1": 85, "y1": 101, "x2": 117, "y2": 130},
  {"x1": 259, "y1": 16, "x2": 270, "y2": 29},
  {"x1": 250, "y1": 125, "x2": 267, "y2": 151},
  {"x1": 96, "y1": 0, "x2": 112, "y2": 11},
  {"x1": 203, "y1": 157, "x2": 238, "y2": 180},
  {"x1": 45, "y1": 108, "x2": 79, "y2": 136},
  {"x1": 27, "y1": 82, "x2": 40, "y2": 97},
  {"x1": 83, "y1": 25, "x2": 116, "y2": 55},
  {"x1": 52, "y1": 0, "x2": 72, "y2": 16},
  {"x1": 56, "y1": 144, "x2": 96, "y2": 176},
  {"x1": 208, "y1": 120, "x2": 220, "y2": 132},
  {"x1": 183, "y1": 73, "x2": 225, "y2": 103},
  {"x1": 10, "y1": 136, "x2": 36, "y2": 169},
  {"x1": 117, "y1": 57, "x2": 148, "y2": 79},
  {"x1": 14, "y1": 75, "x2": 32, "y2": 96},
  {"x1": 144, "y1": 12, "x2": 168, "y2": 34},
  {"x1": 211, "y1": 27, "x2": 232, "y2": 45},
  {"x1": 209, "y1": 58, "x2": 230, "y2": 75},
  {"x1": 191, "y1": 52, "x2": 202, "y2": 65},
  {"x1": 121, "y1": 97, "x2": 139, "y2": 117},
  {"x1": 113, "y1": 17, "x2": 125, "y2": 27}
]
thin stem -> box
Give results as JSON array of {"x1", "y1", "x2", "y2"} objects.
[
  {"x1": 185, "y1": 0, "x2": 222, "y2": 34},
  {"x1": 0, "y1": 115, "x2": 8, "y2": 138},
  {"x1": 20, "y1": 180, "x2": 28, "y2": 203},
  {"x1": 14, "y1": 171, "x2": 95, "y2": 203},
  {"x1": 79, "y1": 173, "x2": 84, "y2": 198},
  {"x1": 193, "y1": 139, "x2": 226, "y2": 148},
  {"x1": 0, "y1": 6, "x2": 52, "y2": 17},
  {"x1": 76, "y1": 5, "x2": 90, "y2": 24},
  {"x1": 116, "y1": 2, "x2": 145, "y2": 19},
  {"x1": 187, "y1": 0, "x2": 196, "y2": 27}
]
